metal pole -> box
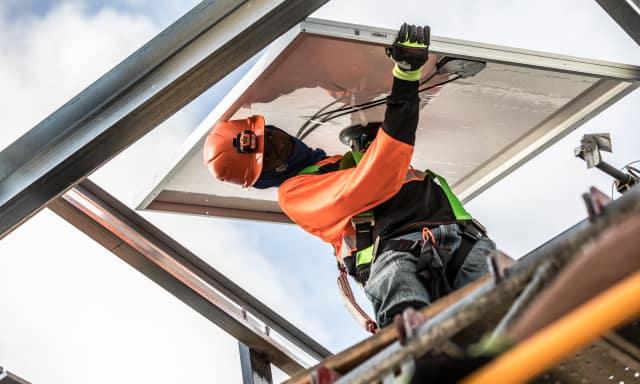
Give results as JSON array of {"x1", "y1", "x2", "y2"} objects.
[
  {"x1": 239, "y1": 343, "x2": 274, "y2": 384},
  {"x1": 462, "y1": 271, "x2": 640, "y2": 384},
  {"x1": 335, "y1": 184, "x2": 640, "y2": 384},
  {"x1": 595, "y1": 0, "x2": 640, "y2": 45},
  {"x1": 596, "y1": 161, "x2": 636, "y2": 186},
  {"x1": 0, "y1": 367, "x2": 30, "y2": 384},
  {"x1": 0, "y1": 0, "x2": 331, "y2": 239},
  {"x1": 285, "y1": 277, "x2": 490, "y2": 384},
  {"x1": 48, "y1": 179, "x2": 331, "y2": 375},
  {"x1": 489, "y1": 260, "x2": 558, "y2": 340}
]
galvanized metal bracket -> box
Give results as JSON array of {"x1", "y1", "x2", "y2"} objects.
[{"x1": 574, "y1": 133, "x2": 612, "y2": 169}]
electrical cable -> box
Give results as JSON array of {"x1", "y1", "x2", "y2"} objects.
[
  {"x1": 298, "y1": 74, "x2": 460, "y2": 140},
  {"x1": 418, "y1": 75, "x2": 460, "y2": 93},
  {"x1": 305, "y1": 72, "x2": 439, "y2": 122},
  {"x1": 295, "y1": 96, "x2": 347, "y2": 138}
]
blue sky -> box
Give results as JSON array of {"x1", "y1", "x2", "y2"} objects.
[
  {"x1": 2, "y1": 0, "x2": 195, "y2": 26},
  {"x1": 0, "y1": 1, "x2": 639, "y2": 383}
]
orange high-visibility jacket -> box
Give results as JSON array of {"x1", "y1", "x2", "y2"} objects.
[
  {"x1": 279, "y1": 129, "x2": 418, "y2": 259},
  {"x1": 278, "y1": 77, "x2": 453, "y2": 260}
]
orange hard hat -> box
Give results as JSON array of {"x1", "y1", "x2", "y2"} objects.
[{"x1": 203, "y1": 115, "x2": 265, "y2": 188}]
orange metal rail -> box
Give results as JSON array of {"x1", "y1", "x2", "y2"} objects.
[{"x1": 462, "y1": 271, "x2": 640, "y2": 384}]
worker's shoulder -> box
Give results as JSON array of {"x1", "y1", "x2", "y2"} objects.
[{"x1": 277, "y1": 155, "x2": 343, "y2": 198}]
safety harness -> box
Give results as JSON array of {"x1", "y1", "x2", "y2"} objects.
[{"x1": 297, "y1": 151, "x2": 486, "y2": 334}]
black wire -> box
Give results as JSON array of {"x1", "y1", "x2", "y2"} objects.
[
  {"x1": 299, "y1": 98, "x2": 387, "y2": 140},
  {"x1": 418, "y1": 75, "x2": 460, "y2": 93},
  {"x1": 299, "y1": 76, "x2": 458, "y2": 140},
  {"x1": 295, "y1": 96, "x2": 346, "y2": 138},
  {"x1": 304, "y1": 72, "x2": 438, "y2": 123},
  {"x1": 420, "y1": 71, "x2": 438, "y2": 86},
  {"x1": 298, "y1": 74, "x2": 461, "y2": 140}
]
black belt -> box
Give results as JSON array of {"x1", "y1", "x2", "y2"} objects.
[{"x1": 375, "y1": 220, "x2": 486, "y2": 284}]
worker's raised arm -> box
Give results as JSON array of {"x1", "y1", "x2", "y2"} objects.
[
  {"x1": 382, "y1": 23, "x2": 430, "y2": 146},
  {"x1": 278, "y1": 24, "x2": 430, "y2": 246}
]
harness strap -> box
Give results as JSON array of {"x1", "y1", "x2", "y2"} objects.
[
  {"x1": 446, "y1": 235, "x2": 474, "y2": 284},
  {"x1": 337, "y1": 265, "x2": 378, "y2": 334},
  {"x1": 353, "y1": 213, "x2": 375, "y2": 255},
  {"x1": 376, "y1": 223, "x2": 485, "y2": 291},
  {"x1": 375, "y1": 232, "x2": 454, "y2": 297},
  {"x1": 346, "y1": 151, "x2": 376, "y2": 258},
  {"x1": 446, "y1": 220, "x2": 486, "y2": 283},
  {"x1": 427, "y1": 169, "x2": 472, "y2": 221}
]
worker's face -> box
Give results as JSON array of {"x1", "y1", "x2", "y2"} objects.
[{"x1": 263, "y1": 126, "x2": 294, "y2": 172}]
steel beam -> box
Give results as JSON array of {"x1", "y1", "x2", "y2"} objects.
[
  {"x1": 489, "y1": 260, "x2": 558, "y2": 340},
  {"x1": 239, "y1": 343, "x2": 274, "y2": 384},
  {"x1": 333, "y1": 184, "x2": 640, "y2": 384},
  {"x1": 0, "y1": 367, "x2": 30, "y2": 384},
  {"x1": 0, "y1": 0, "x2": 331, "y2": 239},
  {"x1": 596, "y1": 0, "x2": 640, "y2": 45},
  {"x1": 48, "y1": 179, "x2": 331, "y2": 375}
]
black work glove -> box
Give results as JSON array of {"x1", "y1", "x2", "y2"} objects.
[{"x1": 385, "y1": 23, "x2": 430, "y2": 81}]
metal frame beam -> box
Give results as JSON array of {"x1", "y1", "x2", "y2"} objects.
[
  {"x1": 0, "y1": 0, "x2": 331, "y2": 239},
  {"x1": 596, "y1": 0, "x2": 640, "y2": 45},
  {"x1": 0, "y1": 367, "x2": 30, "y2": 384},
  {"x1": 239, "y1": 342, "x2": 274, "y2": 384},
  {"x1": 48, "y1": 179, "x2": 331, "y2": 376}
]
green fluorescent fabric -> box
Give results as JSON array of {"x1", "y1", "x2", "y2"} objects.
[
  {"x1": 339, "y1": 150, "x2": 363, "y2": 170},
  {"x1": 356, "y1": 245, "x2": 374, "y2": 266},
  {"x1": 428, "y1": 169, "x2": 472, "y2": 221},
  {"x1": 392, "y1": 65, "x2": 422, "y2": 81},
  {"x1": 352, "y1": 150, "x2": 364, "y2": 164},
  {"x1": 400, "y1": 41, "x2": 427, "y2": 48},
  {"x1": 297, "y1": 164, "x2": 322, "y2": 175}
]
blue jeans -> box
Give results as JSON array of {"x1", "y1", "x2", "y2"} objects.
[{"x1": 364, "y1": 224, "x2": 495, "y2": 326}]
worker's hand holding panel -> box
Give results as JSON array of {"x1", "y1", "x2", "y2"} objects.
[{"x1": 386, "y1": 23, "x2": 430, "y2": 81}]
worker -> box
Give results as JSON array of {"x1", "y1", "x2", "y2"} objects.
[{"x1": 203, "y1": 23, "x2": 495, "y2": 330}]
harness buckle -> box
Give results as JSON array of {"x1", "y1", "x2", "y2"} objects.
[
  {"x1": 351, "y1": 213, "x2": 375, "y2": 228},
  {"x1": 463, "y1": 219, "x2": 486, "y2": 241},
  {"x1": 352, "y1": 213, "x2": 376, "y2": 267}
]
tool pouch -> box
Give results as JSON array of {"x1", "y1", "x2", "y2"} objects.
[{"x1": 416, "y1": 241, "x2": 453, "y2": 299}]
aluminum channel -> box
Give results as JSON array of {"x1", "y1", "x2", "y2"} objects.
[
  {"x1": 0, "y1": 0, "x2": 332, "y2": 239},
  {"x1": 49, "y1": 179, "x2": 331, "y2": 375},
  {"x1": 137, "y1": 18, "x2": 640, "y2": 222},
  {"x1": 595, "y1": 0, "x2": 640, "y2": 46},
  {"x1": 0, "y1": 367, "x2": 30, "y2": 384}
]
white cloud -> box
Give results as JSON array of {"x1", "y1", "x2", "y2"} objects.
[
  {"x1": 0, "y1": 2, "x2": 331, "y2": 383},
  {"x1": 0, "y1": 1, "x2": 156, "y2": 150},
  {"x1": 145, "y1": 212, "x2": 334, "y2": 349},
  {"x1": 0, "y1": 210, "x2": 242, "y2": 383},
  {"x1": 314, "y1": 0, "x2": 640, "y2": 64}
]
